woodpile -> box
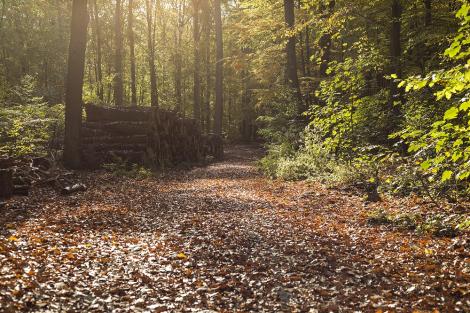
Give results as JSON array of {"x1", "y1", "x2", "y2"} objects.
[
  {"x1": 81, "y1": 104, "x2": 223, "y2": 168},
  {"x1": 0, "y1": 168, "x2": 13, "y2": 199},
  {"x1": 0, "y1": 156, "x2": 75, "y2": 199}
]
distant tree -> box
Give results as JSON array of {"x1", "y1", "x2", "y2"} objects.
[
  {"x1": 202, "y1": 0, "x2": 211, "y2": 133},
  {"x1": 174, "y1": 0, "x2": 185, "y2": 113},
  {"x1": 193, "y1": 0, "x2": 202, "y2": 122},
  {"x1": 90, "y1": 0, "x2": 104, "y2": 101},
  {"x1": 214, "y1": 0, "x2": 223, "y2": 136},
  {"x1": 64, "y1": 0, "x2": 88, "y2": 168},
  {"x1": 114, "y1": 0, "x2": 124, "y2": 106},
  {"x1": 128, "y1": 0, "x2": 137, "y2": 106},
  {"x1": 389, "y1": 0, "x2": 403, "y2": 119},
  {"x1": 283, "y1": 0, "x2": 302, "y2": 114},
  {"x1": 145, "y1": 0, "x2": 158, "y2": 107}
]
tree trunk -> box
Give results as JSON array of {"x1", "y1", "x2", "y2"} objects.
[
  {"x1": 91, "y1": 0, "x2": 103, "y2": 101},
  {"x1": 305, "y1": 25, "x2": 311, "y2": 77},
  {"x1": 424, "y1": 0, "x2": 432, "y2": 27},
  {"x1": 193, "y1": 0, "x2": 202, "y2": 122},
  {"x1": 214, "y1": 0, "x2": 223, "y2": 136},
  {"x1": 389, "y1": 0, "x2": 403, "y2": 124},
  {"x1": 0, "y1": 169, "x2": 13, "y2": 199},
  {"x1": 128, "y1": 0, "x2": 137, "y2": 106},
  {"x1": 0, "y1": 0, "x2": 5, "y2": 33},
  {"x1": 319, "y1": 33, "x2": 331, "y2": 77},
  {"x1": 390, "y1": 0, "x2": 402, "y2": 101},
  {"x1": 146, "y1": 0, "x2": 159, "y2": 107},
  {"x1": 114, "y1": 0, "x2": 124, "y2": 106},
  {"x1": 202, "y1": 0, "x2": 211, "y2": 133},
  {"x1": 64, "y1": 0, "x2": 89, "y2": 169},
  {"x1": 174, "y1": 1, "x2": 184, "y2": 113},
  {"x1": 283, "y1": 0, "x2": 302, "y2": 114}
]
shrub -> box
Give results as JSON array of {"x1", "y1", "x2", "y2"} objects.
[{"x1": 0, "y1": 75, "x2": 64, "y2": 157}]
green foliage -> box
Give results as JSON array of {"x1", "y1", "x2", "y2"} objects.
[
  {"x1": 367, "y1": 208, "x2": 468, "y2": 236},
  {"x1": 0, "y1": 76, "x2": 64, "y2": 157},
  {"x1": 396, "y1": 3, "x2": 470, "y2": 195},
  {"x1": 103, "y1": 161, "x2": 154, "y2": 179},
  {"x1": 260, "y1": 132, "x2": 338, "y2": 181}
]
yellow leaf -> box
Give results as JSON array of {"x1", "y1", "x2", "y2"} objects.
[
  {"x1": 177, "y1": 252, "x2": 188, "y2": 260},
  {"x1": 50, "y1": 247, "x2": 61, "y2": 255},
  {"x1": 65, "y1": 252, "x2": 76, "y2": 260},
  {"x1": 8, "y1": 236, "x2": 18, "y2": 242},
  {"x1": 424, "y1": 248, "x2": 435, "y2": 256}
]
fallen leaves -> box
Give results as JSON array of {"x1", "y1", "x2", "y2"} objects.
[
  {"x1": 0, "y1": 145, "x2": 468, "y2": 312},
  {"x1": 177, "y1": 252, "x2": 188, "y2": 260}
]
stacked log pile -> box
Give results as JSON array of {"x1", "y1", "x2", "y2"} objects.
[
  {"x1": 81, "y1": 104, "x2": 223, "y2": 168},
  {"x1": 0, "y1": 156, "x2": 69, "y2": 199}
]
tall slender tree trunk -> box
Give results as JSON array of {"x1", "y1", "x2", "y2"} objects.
[
  {"x1": 319, "y1": 33, "x2": 331, "y2": 77},
  {"x1": 193, "y1": 0, "x2": 202, "y2": 122},
  {"x1": 114, "y1": 0, "x2": 124, "y2": 106},
  {"x1": 0, "y1": 0, "x2": 6, "y2": 33},
  {"x1": 283, "y1": 0, "x2": 302, "y2": 114},
  {"x1": 389, "y1": 0, "x2": 403, "y2": 123},
  {"x1": 64, "y1": 0, "x2": 88, "y2": 169},
  {"x1": 305, "y1": 25, "x2": 311, "y2": 77},
  {"x1": 297, "y1": 0, "x2": 306, "y2": 78},
  {"x1": 91, "y1": 0, "x2": 103, "y2": 101},
  {"x1": 146, "y1": 0, "x2": 158, "y2": 107},
  {"x1": 424, "y1": 0, "x2": 432, "y2": 27},
  {"x1": 157, "y1": 0, "x2": 169, "y2": 100},
  {"x1": 390, "y1": 0, "x2": 402, "y2": 98},
  {"x1": 214, "y1": 0, "x2": 223, "y2": 136},
  {"x1": 128, "y1": 0, "x2": 137, "y2": 106},
  {"x1": 174, "y1": 1, "x2": 184, "y2": 113},
  {"x1": 202, "y1": 0, "x2": 211, "y2": 133}
]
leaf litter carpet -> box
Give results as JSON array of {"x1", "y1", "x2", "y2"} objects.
[{"x1": 0, "y1": 145, "x2": 468, "y2": 312}]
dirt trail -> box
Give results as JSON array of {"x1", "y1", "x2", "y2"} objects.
[{"x1": 0, "y1": 145, "x2": 468, "y2": 312}]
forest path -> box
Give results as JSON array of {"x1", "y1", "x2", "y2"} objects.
[{"x1": 0, "y1": 145, "x2": 468, "y2": 312}]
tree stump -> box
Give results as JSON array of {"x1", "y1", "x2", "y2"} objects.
[{"x1": 0, "y1": 169, "x2": 13, "y2": 199}]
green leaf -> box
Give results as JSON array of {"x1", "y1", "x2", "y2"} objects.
[
  {"x1": 460, "y1": 101, "x2": 470, "y2": 111},
  {"x1": 457, "y1": 171, "x2": 470, "y2": 181},
  {"x1": 452, "y1": 151, "x2": 463, "y2": 162},
  {"x1": 441, "y1": 170, "x2": 453, "y2": 182},
  {"x1": 444, "y1": 107, "x2": 459, "y2": 120},
  {"x1": 445, "y1": 91, "x2": 453, "y2": 100},
  {"x1": 420, "y1": 160, "x2": 432, "y2": 170}
]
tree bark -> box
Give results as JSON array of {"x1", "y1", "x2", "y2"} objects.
[
  {"x1": 114, "y1": 0, "x2": 124, "y2": 106},
  {"x1": 91, "y1": 0, "x2": 103, "y2": 101},
  {"x1": 193, "y1": 0, "x2": 202, "y2": 122},
  {"x1": 0, "y1": 169, "x2": 13, "y2": 199},
  {"x1": 146, "y1": 0, "x2": 159, "y2": 107},
  {"x1": 174, "y1": 1, "x2": 184, "y2": 113},
  {"x1": 202, "y1": 0, "x2": 211, "y2": 133},
  {"x1": 424, "y1": 0, "x2": 432, "y2": 27},
  {"x1": 128, "y1": 0, "x2": 137, "y2": 106},
  {"x1": 214, "y1": 0, "x2": 223, "y2": 136},
  {"x1": 390, "y1": 0, "x2": 402, "y2": 99},
  {"x1": 283, "y1": 0, "x2": 302, "y2": 114},
  {"x1": 389, "y1": 0, "x2": 403, "y2": 121},
  {"x1": 319, "y1": 33, "x2": 331, "y2": 77},
  {"x1": 0, "y1": 0, "x2": 5, "y2": 33},
  {"x1": 64, "y1": 0, "x2": 89, "y2": 169},
  {"x1": 305, "y1": 27, "x2": 311, "y2": 77}
]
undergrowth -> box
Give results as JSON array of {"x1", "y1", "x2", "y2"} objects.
[
  {"x1": 103, "y1": 160, "x2": 154, "y2": 179},
  {"x1": 367, "y1": 208, "x2": 470, "y2": 237}
]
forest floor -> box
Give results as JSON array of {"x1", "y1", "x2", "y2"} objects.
[{"x1": 0, "y1": 145, "x2": 469, "y2": 312}]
